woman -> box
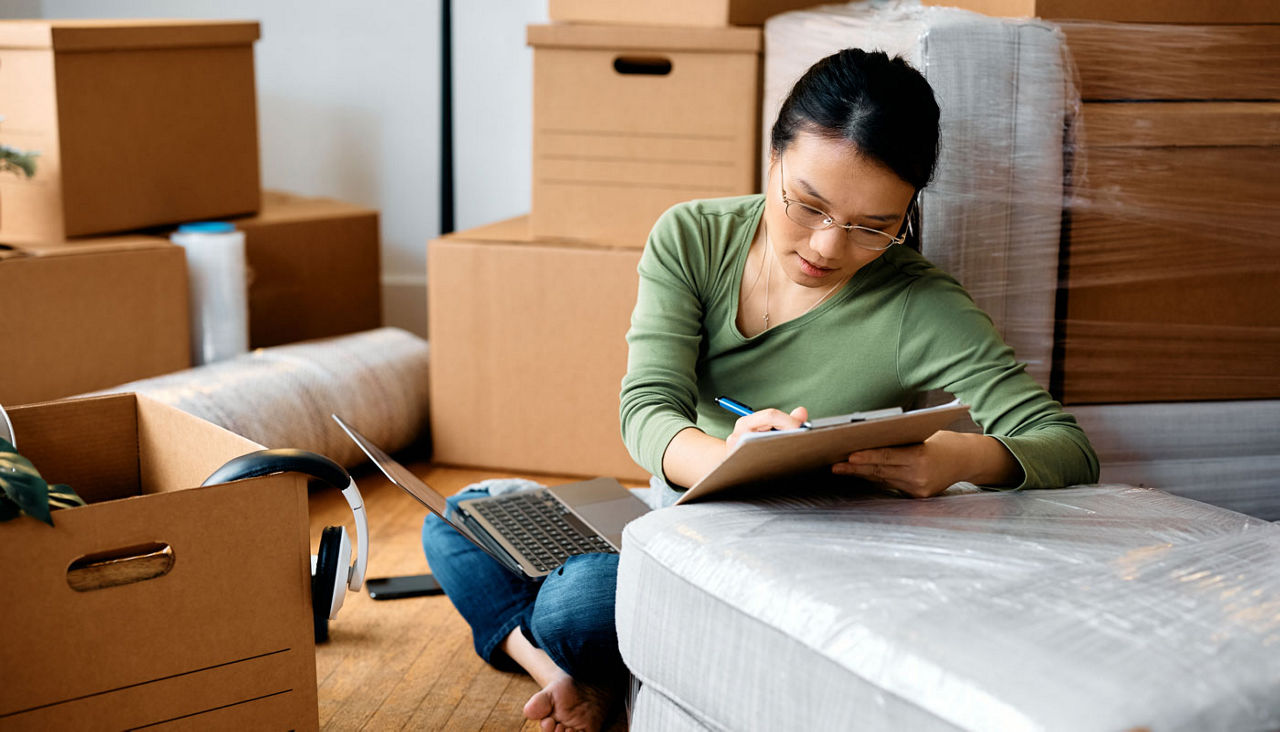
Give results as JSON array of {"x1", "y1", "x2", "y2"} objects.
[{"x1": 424, "y1": 48, "x2": 1099, "y2": 732}]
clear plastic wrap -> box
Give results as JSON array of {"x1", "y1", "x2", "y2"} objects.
[
  {"x1": 762, "y1": 1, "x2": 1280, "y2": 519},
  {"x1": 618, "y1": 484, "x2": 1280, "y2": 731},
  {"x1": 1071, "y1": 399, "x2": 1280, "y2": 519},
  {"x1": 764, "y1": 1, "x2": 1071, "y2": 390},
  {"x1": 762, "y1": 1, "x2": 1280, "y2": 405},
  {"x1": 82, "y1": 328, "x2": 430, "y2": 467}
]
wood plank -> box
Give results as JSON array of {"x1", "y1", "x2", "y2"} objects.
[
  {"x1": 1062, "y1": 22, "x2": 1280, "y2": 101},
  {"x1": 1082, "y1": 102, "x2": 1280, "y2": 148}
]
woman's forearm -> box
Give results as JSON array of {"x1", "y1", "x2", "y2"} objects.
[
  {"x1": 661, "y1": 427, "x2": 729, "y2": 489},
  {"x1": 949, "y1": 432, "x2": 1022, "y2": 487}
]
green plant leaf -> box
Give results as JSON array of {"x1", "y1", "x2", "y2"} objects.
[
  {"x1": 0, "y1": 468, "x2": 52, "y2": 526},
  {"x1": 0, "y1": 145, "x2": 39, "y2": 178},
  {"x1": 48, "y1": 483, "x2": 86, "y2": 510},
  {"x1": 0, "y1": 437, "x2": 55, "y2": 525}
]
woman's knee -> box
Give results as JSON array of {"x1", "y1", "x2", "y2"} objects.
[{"x1": 527, "y1": 553, "x2": 622, "y2": 677}]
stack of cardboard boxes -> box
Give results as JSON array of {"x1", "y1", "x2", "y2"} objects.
[
  {"x1": 921, "y1": 2, "x2": 1280, "y2": 405},
  {"x1": 0, "y1": 18, "x2": 384, "y2": 728},
  {"x1": 915, "y1": 1, "x2": 1280, "y2": 517},
  {"x1": 0, "y1": 19, "x2": 382, "y2": 407},
  {"x1": 428, "y1": 0, "x2": 816, "y2": 482}
]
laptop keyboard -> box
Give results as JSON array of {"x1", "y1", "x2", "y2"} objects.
[{"x1": 467, "y1": 491, "x2": 615, "y2": 573}]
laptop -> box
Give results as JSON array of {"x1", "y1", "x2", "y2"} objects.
[{"x1": 332, "y1": 414, "x2": 651, "y2": 579}]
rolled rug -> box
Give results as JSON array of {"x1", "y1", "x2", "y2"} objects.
[{"x1": 83, "y1": 327, "x2": 430, "y2": 467}]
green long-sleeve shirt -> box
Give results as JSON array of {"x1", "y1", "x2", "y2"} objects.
[{"x1": 620, "y1": 194, "x2": 1099, "y2": 489}]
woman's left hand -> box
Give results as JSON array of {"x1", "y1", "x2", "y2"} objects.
[{"x1": 831, "y1": 430, "x2": 1021, "y2": 498}]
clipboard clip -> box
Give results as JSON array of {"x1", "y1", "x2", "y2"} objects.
[{"x1": 806, "y1": 406, "x2": 905, "y2": 430}]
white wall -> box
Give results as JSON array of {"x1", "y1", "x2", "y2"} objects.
[
  {"x1": 453, "y1": 1, "x2": 547, "y2": 231},
  {"x1": 6, "y1": 0, "x2": 546, "y2": 338}
]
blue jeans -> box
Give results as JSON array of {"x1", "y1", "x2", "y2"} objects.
[{"x1": 420, "y1": 488, "x2": 626, "y2": 684}]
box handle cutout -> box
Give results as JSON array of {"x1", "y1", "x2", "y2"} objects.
[
  {"x1": 613, "y1": 56, "x2": 673, "y2": 76},
  {"x1": 67, "y1": 542, "x2": 174, "y2": 592}
]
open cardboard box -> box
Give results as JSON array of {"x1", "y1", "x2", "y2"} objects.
[{"x1": 0, "y1": 393, "x2": 318, "y2": 729}]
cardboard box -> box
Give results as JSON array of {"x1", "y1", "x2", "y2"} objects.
[
  {"x1": 0, "y1": 20, "x2": 261, "y2": 243},
  {"x1": 529, "y1": 24, "x2": 761, "y2": 248},
  {"x1": 548, "y1": 0, "x2": 820, "y2": 27},
  {"x1": 0, "y1": 236, "x2": 190, "y2": 405},
  {"x1": 1060, "y1": 22, "x2": 1280, "y2": 101},
  {"x1": 920, "y1": 0, "x2": 1280, "y2": 23},
  {"x1": 1057, "y1": 102, "x2": 1280, "y2": 403},
  {"x1": 230, "y1": 191, "x2": 382, "y2": 349},
  {"x1": 0, "y1": 393, "x2": 317, "y2": 729},
  {"x1": 427, "y1": 217, "x2": 648, "y2": 481}
]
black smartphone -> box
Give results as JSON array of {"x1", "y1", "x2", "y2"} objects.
[{"x1": 366, "y1": 573, "x2": 445, "y2": 600}]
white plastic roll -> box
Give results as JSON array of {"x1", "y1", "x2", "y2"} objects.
[
  {"x1": 82, "y1": 328, "x2": 431, "y2": 468},
  {"x1": 171, "y1": 222, "x2": 249, "y2": 365}
]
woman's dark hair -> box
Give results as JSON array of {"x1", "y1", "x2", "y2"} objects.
[{"x1": 771, "y1": 48, "x2": 941, "y2": 190}]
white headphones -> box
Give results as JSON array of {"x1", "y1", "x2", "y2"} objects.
[
  {"x1": 0, "y1": 404, "x2": 14, "y2": 447},
  {"x1": 202, "y1": 448, "x2": 368, "y2": 642}
]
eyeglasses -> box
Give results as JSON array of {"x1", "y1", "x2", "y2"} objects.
[{"x1": 778, "y1": 156, "x2": 908, "y2": 252}]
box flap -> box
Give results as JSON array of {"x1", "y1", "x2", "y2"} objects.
[
  {"x1": 0, "y1": 235, "x2": 173, "y2": 259},
  {"x1": 527, "y1": 23, "x2": 761, "y2": 53},
  {"x1": 440, "y1": 215, "x2": 654, "y2": 251},
  {"x1": 135, "y1": 395, "x2": 263, "y2": 494},
  {"x1": 5, "y1": 394, "x2": 142, "y2": 504},
  {"x1": 442, "y1": 216, "x2": 534, "y2": 245},
  {"x1": 232, "y1": 190, "x2": 378, "y2": 227},
  {"x1": 0, "y1": 19, "x2": 260, "y2": 51}
]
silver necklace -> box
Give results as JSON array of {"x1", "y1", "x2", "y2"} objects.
[{"x1": 762, "y1": 221, "x2": 847, "y2": 330}]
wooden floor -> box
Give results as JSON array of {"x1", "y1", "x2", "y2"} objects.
[{"x1": 307, "y1": 460, "x2": 630, "y2": 731}]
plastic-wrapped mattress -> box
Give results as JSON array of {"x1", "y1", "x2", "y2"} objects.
[
  {"x1": 617, "y1": 485, "x2": 1280, "y2": 731},
  {"x1": 764, "y1": 2, "x2": 1071, "y2": 389}
]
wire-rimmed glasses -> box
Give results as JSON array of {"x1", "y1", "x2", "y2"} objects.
[{"x1": 779, "y1": 156, "x2": 908, "y2": 251}]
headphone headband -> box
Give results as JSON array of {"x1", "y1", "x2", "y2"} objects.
[
  {"x1": 202, "y1": 448, "x2": 369, "y2": 594},
  {"x1": 203, "y1": 448, "x2": 350, "y2": 492}
]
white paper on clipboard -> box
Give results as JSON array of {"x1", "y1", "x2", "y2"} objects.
[{"x1": 677, "y1": 401, "x2": 971, "y2": 505}]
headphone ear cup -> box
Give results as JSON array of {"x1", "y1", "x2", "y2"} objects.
[{"x1": 312, "y1": 525, "x2": 345, "y2": 643}]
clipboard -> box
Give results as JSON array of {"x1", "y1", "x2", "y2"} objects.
[{"x1": 676, "y1": 402, "x2": 971, "y2": 504}]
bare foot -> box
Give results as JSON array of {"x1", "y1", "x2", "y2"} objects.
[{"x1": 522, "y1": 672, "x2": 615, "y2": 732}]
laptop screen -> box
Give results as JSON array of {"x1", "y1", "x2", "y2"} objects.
[{"x1": 332, "y1": 416, "x2": 448, "y2": 514}]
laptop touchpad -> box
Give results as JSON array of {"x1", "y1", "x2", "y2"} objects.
[{"x1": 570, "y1": 496, "x2": 651, "y2": 547}]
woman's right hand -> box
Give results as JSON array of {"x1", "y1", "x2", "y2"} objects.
[
  {"x1": 663, "y1": 406, "x2": 809, "y2": 488},
  {"x1": 725, "y1": 407, "x2": 810, "y2": 452}
]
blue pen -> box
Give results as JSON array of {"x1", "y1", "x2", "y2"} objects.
[
  {"x1": 714, "y1": 396, "x2": 755, "y2": 419},
  {"x1": 715, "y1": 396, "x2": 812, "y2": 429}
]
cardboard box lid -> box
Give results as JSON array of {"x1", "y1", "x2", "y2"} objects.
[
  {"x1": 0, "y1": 235, "x2": 174, "y2": 261},
  {"x1": 441, "y1": 215, "x2": 646, "y2": 252},
  {"x1": 527, "y1": 23, "x2": 761, "y2": 53},
  {"x1": 0, "y1": 19, "x2": 260, "y2": 51},
  {"x1": 233, "y1": 190, "x2": 378, "y2": 227},
  {"x1": 442, "y1": 215, "x2": 534, "y2": 245}
]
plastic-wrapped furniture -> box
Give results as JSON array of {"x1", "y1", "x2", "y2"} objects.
[
  {"x1": 1071, "y1": 400, "x2": 1280, "y2": 520},
  {"x1": 763, "y1": 2, "x2": 1070, "y2": 389},
  {"x1": 617, "y1": 485, "x2": 1280, "y2": 730},
  {"x1": 761, "y1": 1, "x2": 1280, "y2": 521}
]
